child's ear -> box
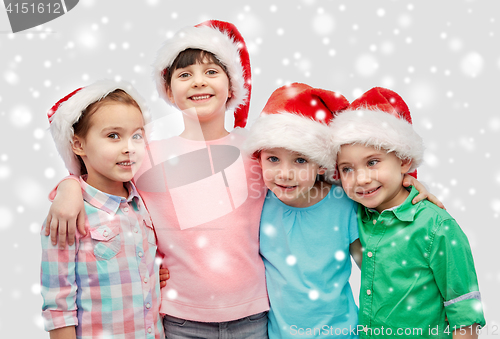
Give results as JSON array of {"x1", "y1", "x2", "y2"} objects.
[
  {"x1": 318, "y1": 167, "x2": 327, "y2": 175},
  {"x1": 72, "y1": 135, "x2": 86, "y2": 157},
  {"x1": 256, "y1": 152, "x2": 262, "y2": 165},
  {"x1": 401, "y1": 158, "x2": 412, "y2": 174},
  {"x1": 166, "y1": 86, "x2": 175, "y2": 104},
  {"x1": 228, "y1": 90, "x2": 232, "y2": 99}
]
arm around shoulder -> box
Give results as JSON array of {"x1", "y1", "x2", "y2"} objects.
[{"x1": 45, "y1": 176, "x2": 86, "y2": 249}]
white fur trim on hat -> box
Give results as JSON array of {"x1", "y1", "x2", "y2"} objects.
[
  {"x1": 330, "y1": 109, "x2": 424, "y2": 172},
  {"x1": 153, "y1": 25, "x2": 247, "y2": 113},
  {"x1": 49, "y1": 79, "x2": 150, "y2": 176},
  {"x1": 244, "y1": 112, "x2": 336, "y2": 169}
]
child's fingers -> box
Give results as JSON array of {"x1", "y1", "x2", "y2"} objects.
[
  {"x1": 426, "y1": 193, "x2": 446, "y2": 210},
  {"x1": 57, "y1": 219, "x2": 67, "y2": 250},
  {"x1": 411, "y1": 192, "x2": 427, "y2": 204},
  {"x1": 45, "y1": 214, "x2": 52, "y2": 236},
  {"x1": 159, "y1": 268, "x2": 170, "y2": 280},
  {"x1": 412, "y1": 192, "x2": 446, "y2": 209},
  {"x1": 49, "y1": 217, "x2": 59, "y2": 246},
  {"x1": 77, "y1": 210, "x2": 86, "y2": 236},
  {"x1": 159, "y1": 267, "x2": 169, "y2": 289},
  {"x1": 66, "y1": 217, "x2": 77, "y2": 246}
]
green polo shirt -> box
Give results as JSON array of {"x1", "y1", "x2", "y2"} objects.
[{"x1": 358, "y1": 186, "x2": 485, "y2": 338}]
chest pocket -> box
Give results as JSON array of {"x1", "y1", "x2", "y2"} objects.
[
  {"x1": 143, "y1": 216, "x2": 156, "y2": 246},
  {"x1": 89, "y1": 223, "x2": 121, "y2": 260}
]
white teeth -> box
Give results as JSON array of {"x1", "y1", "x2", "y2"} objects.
[
  {"x1": 191, "y1": 95, "x2": 211, "y2": 100},
  {"x1": 118, "y1": 161, "x2": 133, "y2": 166}
]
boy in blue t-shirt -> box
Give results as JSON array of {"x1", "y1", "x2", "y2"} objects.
[{"x1": 330, "y1": 87, "x2": 485, "y2": 338}]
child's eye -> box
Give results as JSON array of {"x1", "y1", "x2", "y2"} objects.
[
  {"x1": 295, "y1": 158, "x2": 307, "y2": 164},
  {"x1": 108, "y1": 133, "x2": 119, "y2": 139},
  {"x1": 367, "y1": 159, "x2": 379, "y2": 167},
  {"x1": 132, "y1": 133, "x2": 143, "y2": 140},
  {"x1": 179, "y1": 72, "x2": 190, "y2": 78},
  {"x1": 267, "y1": 156, "x2": 279, "y2": 163},
  {"x1": 341, "y1": 167, "x2": 353, "y2": 174},
  {"x1": 206, "y1": 69, "x2": 218, "y2": 75}
]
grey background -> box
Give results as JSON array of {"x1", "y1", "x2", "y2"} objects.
[{"x1": 1, "y1": 0, "x2": 499, "y2": 337}]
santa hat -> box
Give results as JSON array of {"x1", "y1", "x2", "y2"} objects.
[
  {"x1": 244, "y1": 83, "x2": 349, "y2": 170},
  {"x1": 47, "y1": 79, "x2": 150, "y2": 176},
  {"x1": 330, "y1": 87, "x2": 424, "y2": 177},
  {"x1": 153, "y1": 20, "x2": 251, "y2": 128}
]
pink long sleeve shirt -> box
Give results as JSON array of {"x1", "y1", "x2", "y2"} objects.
[{"x1": 134, "y1": 130, "x2": 269, "y2": 322}]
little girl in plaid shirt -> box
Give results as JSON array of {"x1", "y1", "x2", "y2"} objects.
[{"x1": 40, "y1": 80, "x2": 164, "y2": 339}]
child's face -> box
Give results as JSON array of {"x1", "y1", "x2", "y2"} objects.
[
  {"x1": 336, "y1": 144, "x2": 412, "y2": 213},
  {"x1": 167, "y1": 59, "x2": 231, "y2": 122},
  {"x1": 259, "y1": 148, "x2": 325, "y2": 208},
  {"x1": 72, "y1": 103, "x2": 146, "y2": 193}
]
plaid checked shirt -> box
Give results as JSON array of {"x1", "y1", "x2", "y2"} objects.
[{"x1": 41, "y1": 176, "x2": 164, "y2": 339}]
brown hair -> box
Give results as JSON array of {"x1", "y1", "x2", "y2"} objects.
[
  {"x1": 72, "y1": 89, "x2": 142, "y2": 174},
  {"x1": 163, "y1": 48, "x2": 230, "y2": 89}
]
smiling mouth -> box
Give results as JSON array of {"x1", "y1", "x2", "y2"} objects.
[
  {"x1": 356, "y1": 186, "x2": 381, "y2": 196},
  {"x1": 117, "y1": 161, "x2": 135, "y2": 166},
  {"x1": 276, "y1": 184, "x2": 298, "y2": 190},
  {"x1": 189, "y1": 94, "x2": 212, "y2": 101}
]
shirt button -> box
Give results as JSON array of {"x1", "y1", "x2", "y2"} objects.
[
  {"x1": 143, "y1": 277, "x2": 149, "y2": 283},
  {"x1": 123, "y1": 207, "x2": 129, "y2": 212},
  {"x1": 367, "y1": 289, "x2": 372, "y2": 295},
  {"x1": 148, "y1": 327, "x2": 152, "y2": 333},
  {"x1": 367, "y1": 252, "x2": 373, "y2": 258},
  {"x1": 138, "y1": 252, "x2": 144, "y2": 258},
  {"x1": 103, "y1": 230, "x2": 109, "y2": 237},
  {"x1": 146, "y1": 302, "x2": 151, "y2": 309},
  {"x1": 373, "y1": 220, "x2": 377, "y2": 225},
  {"x1": 134, "y1": 228, "x2": 139, "y2": 233}
]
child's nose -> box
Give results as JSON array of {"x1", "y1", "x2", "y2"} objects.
[
  {"x1": 356, "y1": 170, "x2": 372, "y2": 185},
  {"x1": 123, "y1": 141, "x2": 136, "y2": 154},
  {"x1": 277, "y1": 165, "x2": 294, "y2": 181},
  {"x1": 192, "y1": 73, "x2": 207, "y2": 87}
]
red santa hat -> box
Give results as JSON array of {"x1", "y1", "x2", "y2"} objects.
[
  {"x1": 330, "y1": 87, "x2": 424, "y2": 177},
  {"x1": 244, "y1": 82, "x2": 349, "y2": 170},
  {"x1": 153, "y1": 20, "x2": 251, "y2": 128},
  {"x1": 47, "y1": 79, "x2": 150, "y2": 176}
]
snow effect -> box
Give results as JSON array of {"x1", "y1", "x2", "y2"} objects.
[
  {"x1": 312, "y1": 12, "x2": 335, "y2": 35},
  {"x1": 0, "y1": 207, "x2": 14, "y2": 230},
  {"x1": 286, "y1": 255, "x2": 297, "y2": 266},
  {"x1": 335, "y1": 250, "x2": 346, "y2": 261},
  {"x1": 308, "y1": 289, "x2": 319, "y2": 300}
]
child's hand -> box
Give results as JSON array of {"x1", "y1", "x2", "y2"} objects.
[
  {"x1": 159, "y1": 265, "x2": 170, "y2": 288},
  {"x1": 45, "y1": 179, "x2": 86, "y2": 249},
  {"x1": 403, "y1": 174, "x2": 445, "y2": 209}
]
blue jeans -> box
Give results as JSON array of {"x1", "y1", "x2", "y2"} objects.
[{"x1": 163, "y1": 311, "x2": 268, "y2": 339}]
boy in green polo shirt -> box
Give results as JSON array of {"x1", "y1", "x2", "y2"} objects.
[{"x1": 330, "y1": 87, "x2": 485, "y2": 338}]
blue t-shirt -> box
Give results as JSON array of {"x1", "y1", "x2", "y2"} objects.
[{"x1": 260, "y1": 186, "x2": 359, "y2": 338}]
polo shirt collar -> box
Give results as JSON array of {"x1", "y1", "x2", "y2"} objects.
[
  {"x1": 79, "y1": 176, "x2": 140, "y2": 215},
  {"x1": 360, "y1": 186, "x2": 420, "y2": 223}
]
